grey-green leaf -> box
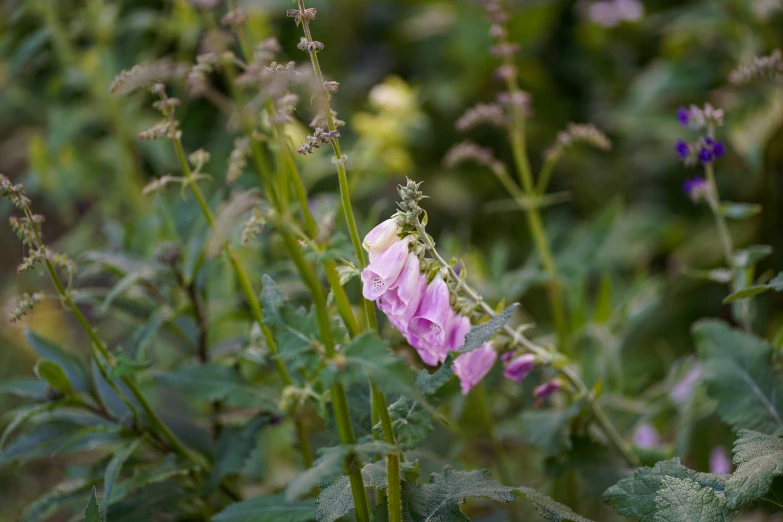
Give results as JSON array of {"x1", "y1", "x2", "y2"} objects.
[
  {"x1": 21, "y1": 479, "x2": 97, "y2": 522},
  {"x1": 457, "y1": 303, "x2": 519, "y2": 353},
  {"x1": 719, "y1": 202, "x2": 761, "y2": 220},
  {"x1": 212, "y1": 493, "x2": 315, "y2": 522},
  {"x1": 652, "y1": 477, "x2": 731, "y2": 522},
  {"x1": 316, "y1": 462, "x2": 388, "y2": 522},
  {"x1": 34, "y1": 360, "x2": 73, "y2": 395},
  {"x1": 602, "y1": 458, "x2": 727, "y2": 522},
  {"x1": 25, "y1": 331, "x2": 91, "y2": 394},
  {"x1": 519, "y1": 402, "x2": 582, "y2": 455},
  {"x1": 722, "y1": 272, "x2": 783, "y2": 303},
  {"x1": 0, "y1": 402, "x2": 61, "y2": 451},
  {"x1": 725, "y1": 429, "x2": 783, "y2": 509},
  {"x1": 693, "y1": 319, "x2": 783, "y2": 433},
  {"x1": 516, "y1": 486, "x2": 594, "y2": 522},
  {"x1": 103, "y1": 437, "x2": 145, "y2": 510},
  {"x1": 83, "y1": 487, "x2": 104, "y2": 522},
  {"x1": 156, "y1": 363, "x2": 275, "y2": 408}
]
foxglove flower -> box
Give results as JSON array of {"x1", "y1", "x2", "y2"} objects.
[
  {"x1": 533, "y1": 378, "x2": 563, "y2": 405},
  {"x1": 361, "y1": 237, "x2": 410, "y2": 300},
  {"x1": 452, "y1": 342, "x2": 497, "y2": 395},
  {"x1": 408, "y1": 274, "x2": 450, "y2": 350},
  {"x1": 378, "y1": 253, "x2": 427, "y2": 332},
  {"x1": 363, "y1": 218, "x2": 402, "y2": 260},
  {"x1": 502, "y1": 353, "x2": 535, "y2": 383}
]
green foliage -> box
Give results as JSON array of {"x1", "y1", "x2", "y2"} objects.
[
  {"x1": 24, "y1": 331, "x2": 92, "y2": 394},
  {"x1": 725, "y1": 429, "x2": 783, "y2": 509},
  {"x1": 457, "y1": 303, "x2": 519, "y2": 353},
  {"x1": 723, "y1": 272, "x2": 783, "y2": 303},
  {"x1": 156, "y1": 363, "x2": 275, "y2": 408},
  {"x1": 652, "y1": 477, "x2": 731, "y2": 522},
  {"x1": 520, "y1": 401, "x2": 582, "y2": 455},
  {"x1": 83, "y1": 487, "x2": 104, "y2": 522},
  {"x1": 213, "y1": 494, "x2": 316, "y2": 522},
  {"x1": 103, "y1": 437, "x2": 145, "y2": 511},
  {"x1": 693, "y1": 319, "x2": 783, "y2": 433},
  {"x1": 516, "y1": 486, "x2": 595, "y2": 522}
]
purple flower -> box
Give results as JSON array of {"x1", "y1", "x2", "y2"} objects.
[
  {"x1": 709, "y1": 445, "x2": 732, "y2": 474},
  {"x1": 408, "y1": 274, "x2": 450, "y2": 350},
  {"x1": 669, "y1": 363, "x2": 701, "y2": 405},
  {"x1": 502, "y1": 353, "x2": 535, "y2": 383},
  {"x1": 434, "y1": 309, "x2": 471, "y2": 363},
  {"x1": 534, "y1": 379, "x2": 563, "y2": 405},
  {"x1": 361, "y1": 238, "x2": 410, "y2": 301},
  {"x1": 677, "y1": 106, "x2": 690, "y2": 126},
  {"x1": 378, "y1": 253, "x2": 426, "y2": 333},
  {"x1": 363, "y1": 218, "x2": 401, "y2": 261},
  {"x1": 711, "y1": 141, "x2": 725, "y2": 158},
  {"x1": 632, "y1": 423, "x2": 660, "y2": 449},
  {"x1": 452, "y1": 342, "x2": 497, "y2": 395},
  {"x1": 698, "y1": 146, "x2": 714, "y2": 164},
  {"x1": 675, "y1": 139, "x2": 689, "y2": 159}
]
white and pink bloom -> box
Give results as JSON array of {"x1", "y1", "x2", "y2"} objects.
[
  {"x1": 452, "y1": 342, "x2": 498, "y2": 395},
  {"x1": 408, "y1": 274, "x2": 450, "y2": 352},
  {"x1": 362, "y1": 218, "x2": 402, "y2": 261},
  {"x1": 361, "y1": 237, "x2": 411, "y2": 301},
  {"x1": 502, "y1": 353, "x2": 535, "y2": 383}
]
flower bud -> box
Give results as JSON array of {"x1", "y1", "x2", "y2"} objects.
[
  {"x1": 452, "y1": 342, "x2": 497, "y2": 395},
  {"x1": 502, "y1": 353, "x2": 535, "y2": 383},
  {"x1": 360, "y1": 237, "x2": 410, "y2": 301},
  {"x1": 362, "y1": 218, "x2": 402, "y2": 260}
]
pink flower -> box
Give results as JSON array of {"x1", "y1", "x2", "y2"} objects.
[
  {"x1": 709, "y1": 446, "x2": 732, "y2": 475},
  {"x1": 363, "y1": 218, "x2": 401, "y2": 261},
  {"x1": 429, "y1": 309, "x2": 470, "y2": 363},
  {"x1": 406, "y1": 331, "x2": 441, "y2": 366},
  {"x1": 408, "y1": 274, "x2": 450, "y2": 349},
  {"x1": 452, "y1": 342, "x2": 497, "y2": 395},
  {"x1": 361, "y1": 238, "x2": 410, "y2": 301},
  {"x1": 379, "y1": 253, "x2": 425, "y2": 320},
  {"x1": 533, "y1": 379, "x2": 563, "y2": 406},
  {"x1": 502, "y1": 353, "x2": 535, "y2": 383}
]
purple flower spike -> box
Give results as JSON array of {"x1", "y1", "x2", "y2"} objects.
[
  {"x1": 502, "y1": 353, "x2": 535, "y2": 383},
  {"x1": 698, "y1": 146, "x2": 714, "y2": 164},
  {"x1": 675, "y1": 139, "x2": 689, "y2": 159},
  {"x1": 711, "y1": 141, "x2": 725, "y2": 158},
  {"x1": 677, "y1": 106, "x2": 690, "y2": 126},
  {"x1": 533, "y1": 379, "x2": 563, "y2": 406},
  {"x1": 409, "y1": 274, "x2": 451, "y2": 349},
  {"x1": 361, "y1": 238, "x2": 410, "y2": 301},
  {"x1": 452, "y1": 342, "x2": 498, "y2": 395}
]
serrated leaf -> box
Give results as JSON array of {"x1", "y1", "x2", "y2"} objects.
[
  {"x1": 520, "y1": 401, "x2": 582, "y2": 455},
  {"x1": 320, "y1": 333, "x2": 414, "y2": 395},
  {"x1": 652, "y1": 477, "x2": 731, "y2": 522},
  {"x1": 156, "y1": 363, "x2": 275, "y2": 408},
  {"x1": 25, "y1": 331, "x2": 92, "y2": 394},
  {"x1": 719, "y1": 202, "x2": 762, "y2": 220},
  {"x1": 21, "y1": 478, "x2": 97, "y2": 522},
  {"x1": 603, "y1": 459, "x2": 727, "y2": 522},
  {"x1": 723, "y1": 272, "x2": 783, "y2": 303},
  {"x1": 34, "y1": 360, "x2": 73, "y2": 395},
  {"x1": 402, "y1": 467, "x2": 515, "y2": 522},
  {"x1": 209, "y1": 415, "x2": 272, "y2": 491},
  {"x1": 725, "y1": 429, "x2": 783, "y2": 508},
  {"x1": 83, "y1": 487, "x2": 104, "y2": 522},
  {"x1": 213, "y1": 493, "x2": 315, "y2": 522},
  {"x1": 694, "y1": 319, "x2": 783, "y2": 433},
  {"x1": 516, "y1": 486, "x2": 594, "y2": 522},
  {"x1": 457, "y1": 304, "x2": 519, "y2": 354},
  {"x1": 103, "y1": 437, "x2": 145, "y2": 511},
  {"x1": 316, "y1": 462, "x2": 389, "y2": 522}
]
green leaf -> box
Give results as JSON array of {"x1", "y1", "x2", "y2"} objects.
[
  {"x1": 209, "y1": 415, "x2": 272, "y2": 491},
  {"x1": 719, "y1": 202, "x2": 762, "y2": 220},
  {"x1": 732, "y1": 245, "x2": 772, "y2": 268},
  {"x1": 83, "y1": 487, "x2": 104, "y2": 522},
  {"x1": 457, "y1": 304, "x2": 519, "y2": 354},
  {"x1": 652, "y1": 477, "x2": 731, "y2": 522},
  {"x1": 91, "y1": 358, "x2": 136, "y2": 419},
  {"x1": 316, "y1": 462, "x2": 388, "y2": 522},
  {"x1": 34, "y1": 360, "x2": 73, "y2": 395},
  {"x1": 103, "y1": 437, "x2": 145, "y2": 510},
  {"x1": 0, "y1": 402, "x2": 61, "y2": 451},
  {"x1": 25, "y1": 331, "x2": 92, "y2": 394},
  {"x1": 0, "y1": 379, "x2": 49, "y2": 400},
  {"x1": 722, "y1": 272, "x2": 783, "y2": 303},
  {"x1": 694, "y1": 319, "x2": 783, "y2": 433},
  {"x1": 212, "y1": 493, "x2": 315, "y2": 522},
  {"x1": 519, "y1": 401, "x2": 582, "y2": 455},
  {"x1": 21, "y1": 479, "x2": 97, "y2": 522},
  {"x1": 320, "y1": 333, "x2": 414, "y2": 395},
  {"x1": 401, "y1": 467, "x2": 515, "y2": 522},
  {"x1": 602, "y1": 458, "x2": 727, "y2": 522},
  {"x1": 516, "y1": 486, "x2": 594, "y2": 522},
  {"x1": 156, "y1": 363, "x2": 275, "y2": 408},
  {"x1": 725, "y1": 429, "x2": 783, "y2": 508}
]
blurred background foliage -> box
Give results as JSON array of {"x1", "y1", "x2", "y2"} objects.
[{"x1": 1, "y1": 0, "x2": 783, "y2": 520}]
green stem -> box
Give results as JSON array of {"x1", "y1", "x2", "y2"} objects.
[{"x1": 476, "y1": 383, "x2": 511, "y2": 484}]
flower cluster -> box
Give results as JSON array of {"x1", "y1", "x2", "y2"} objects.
[
  {"x1": 728, "y1": 49, "x2": 783, "y2": 85},
  {"x1": 442, "y1": 141, "x2": 507, "y2": 176},
  {"x1": 296, "y1": 127, "x2": 340, "y2": 155},
  {"x1": 674, "y1": 104, "x2": 726, "y2": 167},
  {"x1": 582, "y1": 0, "x2": 644, "y2": 28}
]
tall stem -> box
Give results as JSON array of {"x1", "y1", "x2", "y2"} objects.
[{"x1": 414, "y1": 220, "x2": 640, "y2": 468}]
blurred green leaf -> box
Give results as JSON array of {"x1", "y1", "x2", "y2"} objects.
[
  {"x1": 723, "y1": 272, "x2": 783, "y2": 303},
  {"x1": 212, "y1": 493, "x2": 315, "y2": 522},
  {"x1": 719, "y1": 202, "x2": 762, "y2": 220},
  {"x1": 520, "y1": 401, "x2": 582, "y2": 455},
  {"x1": 0, "y1": 379, "x2": 49, "y2": 400},
  {"x1": 21, "y1": 478, "x2": 97, "y2": 522},
  {"x1": 209, "y1": 415, "x2": 273, "y2": 491},
  {"x1": 725, "y1": 429, "x2": 783, "y2": 509},
  {"x1": 33, "y1": 360, "x2": 72, "y2": 395},
  {"x1": 0, "y1": 401, "x2": 61, "y2": 451},
  {"x1": 156, "y1": 363, "x2": 275, "y2": 408},
  {"x1": 103, "y1": 437, "x2": 145, "y2": 510},
  {"x1": 25, "y1": 331, "x2": 92, "y2": 394},
  {"x1": 652, "y1": 476, "x2": 730, "y2": 522}
]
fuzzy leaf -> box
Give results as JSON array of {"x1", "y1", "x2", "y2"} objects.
[
  {"x1": 103, "y1": 437, "x2": 145, "y2": 511},
  {"x1": 603, "y1": 458, "x2": 727, "y2": 522},
  {"x1": 25, "y1": 331, "x2": 92, "y2": 394},
  {"x1": 693, "y1": 319, "x2": 783, "y2": 433},
  {"x1": 156, "y1": 363, "x2": 275, "y2": 408},
  {"x1": 212, "y1": 493, "x2": 315, "y2": 522},
  {"x1": 457, "y1": 303, "x2": 519, "y2": 353},
  {"x1": 83, "y1": 487, "x2": 104, "y2": 522},
  {"x1": 316, "y1": 462, "x2": 388, "y2": 522},
  {"x1": 402, "y1": 467, "x2": 515, "y2": 522},
  {"x1": 652, "y1": 477, "x2": 731, "y2": 522},
  {"x1": 516, "y1": 486, "x2": 594, "y2": 522},
  {"x1": 725, "y1": 429, "x2": 783, "y2": 508}
]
